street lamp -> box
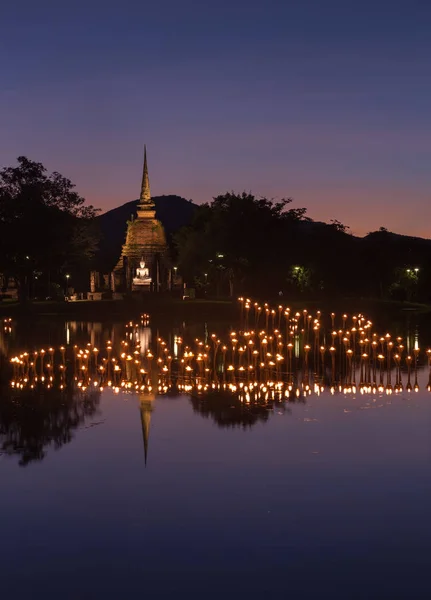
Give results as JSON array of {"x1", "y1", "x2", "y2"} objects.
[
  {"x1": 65, "y1": 274, "x2": 70, "y2": 295},
  {"x1": 172, "y1": 266, "x2": 178, "y2": 292}
]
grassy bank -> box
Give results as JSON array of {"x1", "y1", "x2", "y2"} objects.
[
  {"x1": 1, "y1": 295, "x2": 430, "y2": 325},
  {"x1": 0, "y1": 297, "x2": 238, "y2": 322}
]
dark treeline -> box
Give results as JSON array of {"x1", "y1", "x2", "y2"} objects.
[
  {"x1": 1, "y1": 156, "x2": 431, "y2": 305},
  {"x1": 0, "y1": 157, "x2": 100, "y2": 301},
  {"x1": 174, "y1": 192, "x2": 431, "y2": 303}
]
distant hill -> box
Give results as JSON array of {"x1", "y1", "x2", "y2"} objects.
[
  {"x1": 364, "y1": 229, "x2": 431, "y2": 246},
  {"x1": 93, "y1": 196, "x2": 431, "y2": 275},
  {"x1": 300, "y1": 221, "x2": 431, "y2": 248},
  {"x1": 95, "y1": 195, "x2": 197, "y2": 271}
]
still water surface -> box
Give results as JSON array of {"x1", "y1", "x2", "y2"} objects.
[{"x1": 0, "y1": 315, "x2": 430, "y2": 599}]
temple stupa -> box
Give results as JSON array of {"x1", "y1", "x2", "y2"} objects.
[{"x1": 112, "y1": 147, "x2": 169, "y2": 292}]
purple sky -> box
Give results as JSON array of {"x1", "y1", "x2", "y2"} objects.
[{"x1": 1, "y1": 0, "x2": 431, "y2": 237}]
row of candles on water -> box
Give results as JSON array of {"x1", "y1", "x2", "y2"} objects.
[{"x1": 6, "y1": 300, "x2": 431, "y2": 397}]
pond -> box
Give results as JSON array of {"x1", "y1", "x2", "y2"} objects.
[{"x1": 0, "y1": 308, "x2": 430, "y2": 599}]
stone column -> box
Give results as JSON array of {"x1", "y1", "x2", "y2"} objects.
[{"x1": 90, "y1": 271, "x2": 97, "y2": 293}]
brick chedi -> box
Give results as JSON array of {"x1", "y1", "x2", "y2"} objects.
[{"x1": 112, "y1": 147, "x2": 169, "y2": 292}]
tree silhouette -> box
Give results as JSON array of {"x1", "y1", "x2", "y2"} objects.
[
  {"x1": 190, "y1": 390, "x2": 271, "y2": 429},
  {"x1": 175, "y1": 192, "x2": 309, "y2": 297},
  {"x1": 0, "y1": 374, "x2": 101, "y2": 466},
  {"x1": 0, "y1": 156, "x2": 99, "y2": 300},
  {"x1": 189, "y1": 389, "x2": 294, "y2": 429}
]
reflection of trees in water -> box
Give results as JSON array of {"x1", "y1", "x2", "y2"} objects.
[
  {"x1": 0, "y1": 373, "x2": 101, "y2": 467},
  {"x1": 189, "y1": 390, "x2": 297, "y2": 429}
]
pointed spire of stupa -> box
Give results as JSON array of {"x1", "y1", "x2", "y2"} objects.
[
  {"x1": 139, "y1": 397, "x2": 153, "y2": 466},
  {"x1": 139, "y1": 145, "x2": 152, "y2": 205}
]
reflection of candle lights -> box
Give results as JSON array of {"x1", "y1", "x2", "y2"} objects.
[{"x1": 7, "y1": 299, "x2": 431, "y2": 404}]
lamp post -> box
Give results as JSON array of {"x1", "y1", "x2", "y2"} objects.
[{"x1": 65, "y1": 274, "x2": 70, "y2": 296}]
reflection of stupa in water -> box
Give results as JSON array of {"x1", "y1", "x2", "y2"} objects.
[
  {"x1": 139, "y1": 394, "x2": 153, "y2": 466},
  {"x1": 138, "y1": 366, "x2": 157, "y2": 466}
]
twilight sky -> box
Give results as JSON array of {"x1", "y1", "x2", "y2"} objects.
[{"x1": 1, "y1": 0, "x2": 430, "y2": 237}]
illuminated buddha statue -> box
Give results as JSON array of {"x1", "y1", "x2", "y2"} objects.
[{"x1": 133, "y1": 259, "x2": 152, "y2": 286}]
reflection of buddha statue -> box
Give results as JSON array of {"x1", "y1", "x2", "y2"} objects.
[
  {"x1": 137, "y1": 326, "x2": 151, "y2": 354},
  {"x1": 133, "y1": 259, "x2": 152, "y2": 287}
]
